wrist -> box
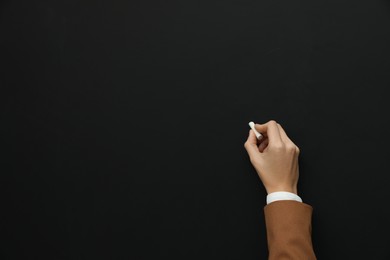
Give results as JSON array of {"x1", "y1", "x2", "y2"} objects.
[{"x1": 266, "y1": 186, "x2": 298, "y2": 195}]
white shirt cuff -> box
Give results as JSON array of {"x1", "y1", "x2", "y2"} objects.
[{"x1": 266, "y1": 191, "x2": 303, "y2": 204}]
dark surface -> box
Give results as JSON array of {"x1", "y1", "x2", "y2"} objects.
[{"x1": 1, "y1": 0, "x2": 390, "y2": 259}]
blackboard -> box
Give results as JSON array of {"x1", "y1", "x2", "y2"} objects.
[{"x1": 1, "y1": 0, "x2": 390, "y2": 259}]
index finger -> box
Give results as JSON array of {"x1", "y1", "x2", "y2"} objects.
[{"x1": 254, "y1": 120, "x2": 283, "y2": 145}]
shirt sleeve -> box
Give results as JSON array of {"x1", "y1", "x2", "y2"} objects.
[{"x1": 266, "y1": 191, "x2": 302, "y2": 204}]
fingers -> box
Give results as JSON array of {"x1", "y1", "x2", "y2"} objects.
[
  {"x1": 254, "y1": 120, "x2": 283, "y2": 146},
  {"x1": 258, "y1": 137, "x2": 269, "y2": 152},
  {"x1": 244, "y1": 130, "x2": 260, "y2": 159},
  {"x1": 253, "y1": 120, "x2": 299, "y2": 153}
]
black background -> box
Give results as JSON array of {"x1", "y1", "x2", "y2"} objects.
[{"x1": 1, "y1": 0, "x2": 390, "y2": 259}]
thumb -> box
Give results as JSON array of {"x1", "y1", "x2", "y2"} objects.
[{"x1": 244, "y1": 130, "x2": 261, "y2": 159}]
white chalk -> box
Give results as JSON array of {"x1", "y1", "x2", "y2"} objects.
[{"x1": 248, "y1": 121, "x2": 263, "y2": 140}]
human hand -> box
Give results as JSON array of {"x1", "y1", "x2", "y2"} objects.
[{"x1": 244, "y1": 120, "x2": 300, "y2": 195}]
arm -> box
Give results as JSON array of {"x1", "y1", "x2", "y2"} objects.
[
  {"x1": 265, "y1": 200, "x2": 315, "y2": 259},
  {"x1": 244, "y1": 120, "x2": 316, "y2": 259}
]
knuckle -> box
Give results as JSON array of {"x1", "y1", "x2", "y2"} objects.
[
  {"x1": 285, "y1": 143, "x2": 294, "y2": 149},
  {"x1": 268, "y1": 120, "x2": 277, "y2": 125},
  {"x1": 244, "y1": 141, "x2": 252, "y2": 150},
  {"x1": 286, "y1": 144, "x2": 296, "y2": 152},
  {"x1": 296, "y1": 146, "x2": 300, "y2": 154},
  {"x1": 272, "y1": 143, "x2": 284, "y2": 151}
]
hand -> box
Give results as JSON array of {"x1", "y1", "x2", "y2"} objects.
[{"x1": 244, "y1": 120, "x2": 300, "y2": 195}]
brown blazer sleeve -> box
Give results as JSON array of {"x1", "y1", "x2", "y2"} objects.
[{"x1": 264, "y1": 200, "x2": 316, "y2": 260}]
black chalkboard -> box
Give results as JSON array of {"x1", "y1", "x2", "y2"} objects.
[{"x1": 1, "y1": 0, "x2": 390, "y2": 259}]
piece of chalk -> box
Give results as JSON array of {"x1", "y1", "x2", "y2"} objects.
[{"x1": 248, "y1": 121, "x2": 263, "y2": 140}]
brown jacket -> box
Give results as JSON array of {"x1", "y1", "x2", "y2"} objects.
[{"x1": 264, "y1": 200, "x2": 316, "y2": 260}]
